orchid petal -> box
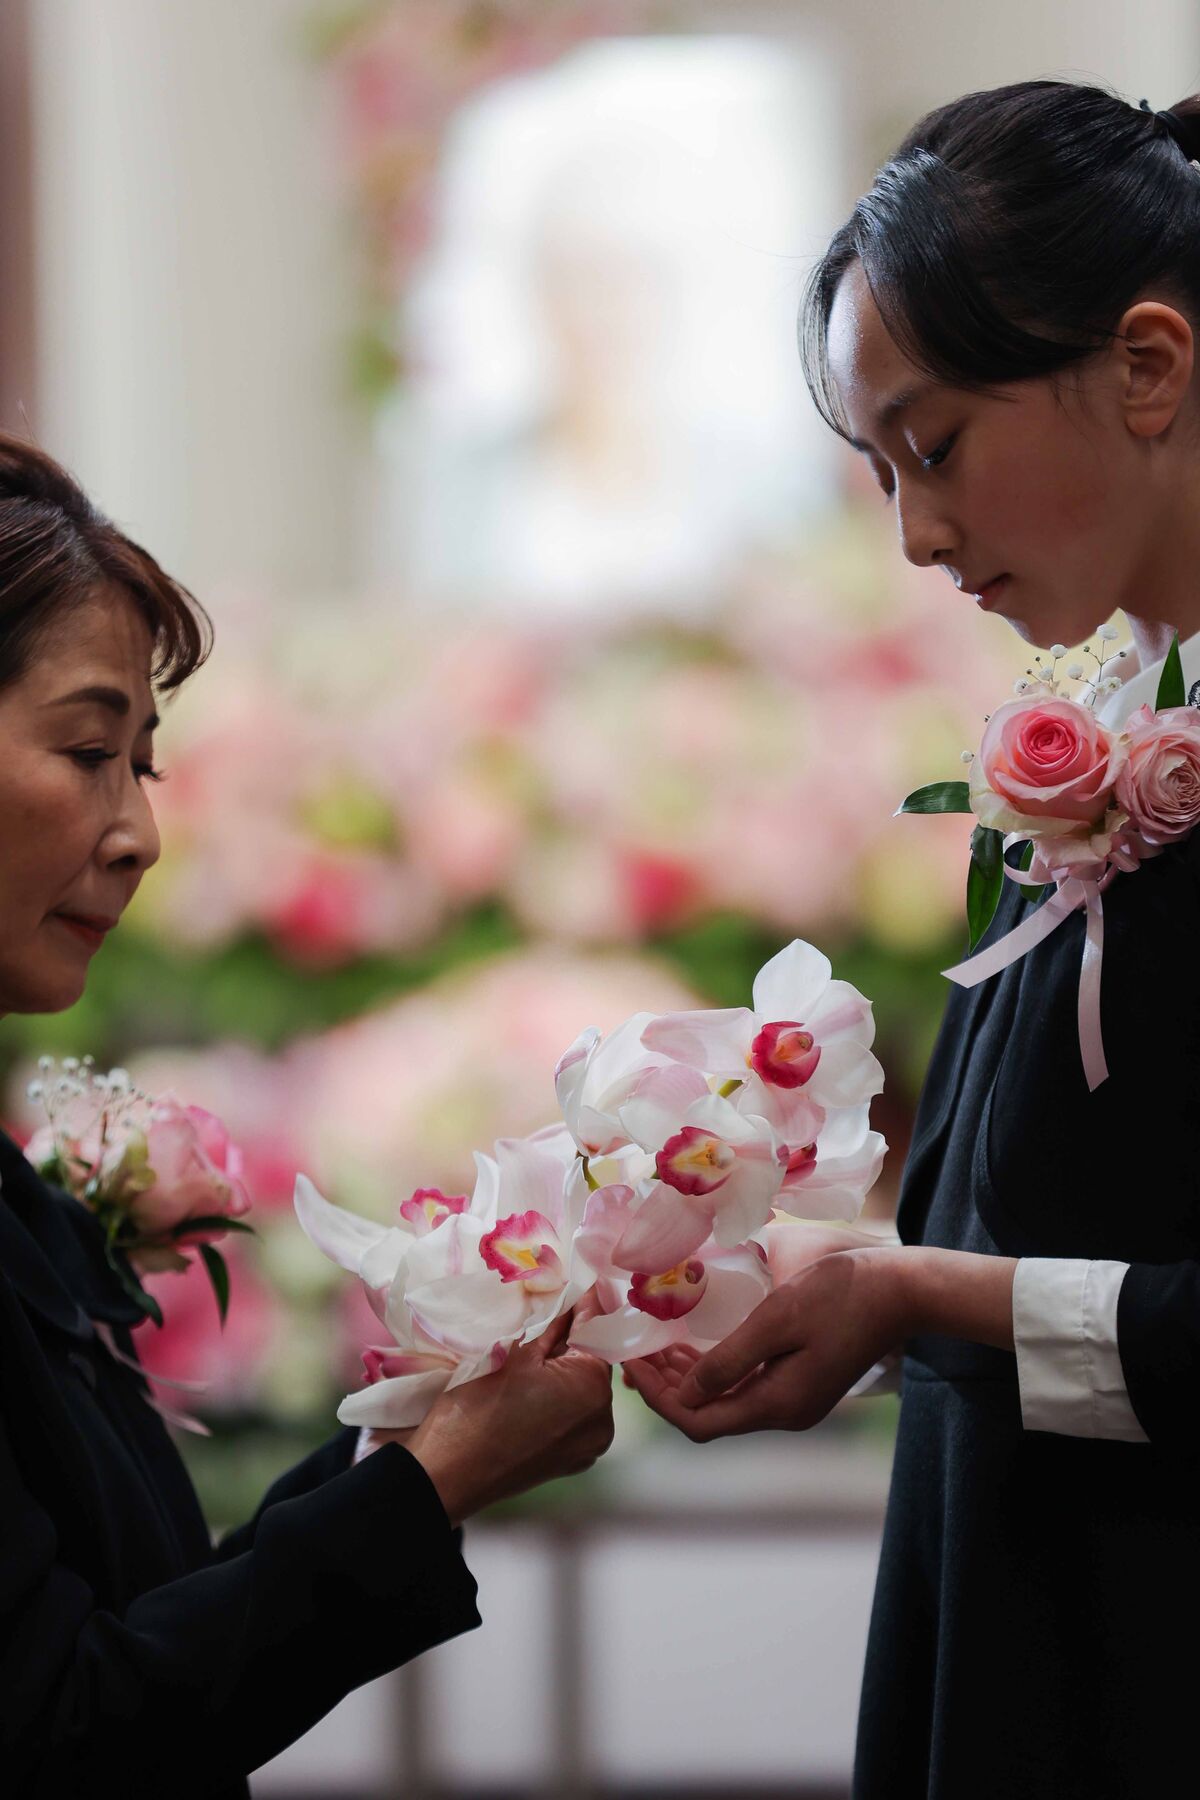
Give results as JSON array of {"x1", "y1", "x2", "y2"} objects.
[
  {"x1": 751, "y1": 940, "x2": 831, "y2": 1023},
  {"x1": 686, "y1": 1253, "x2": 771, "y2": 1340},
  {"x1": 618, "y1": 1064, "x2": 711, "y2": 1154},
  {"x1": 358, "y1": 1226, "x2": 418, "y2": 1293},
  {"x1": 640, "y1": 1008, "x2": 756, "y2": 1074},
  {"x1": 336, "y1": 1368, "x2": 454, "y2": 1429},
  {"x1": 807, "y1": 1039, "x2": 885, "y2": 1108},
  {"x1": 569, "y1": 1305, "x2": 681, "y2": 1363},
  {"x1": 808, "y1": 979, "x2": 876, "y2": 1047},
  {"x1": 407, "y1": 1268, "x2": 530, "y2": 1354},
  {"x1": 707, "y1": 1135, "x2": 786, "y2": 1247},
  {"x1": 611, "y1": 1186, "x2": 714, "y2": 1273},
  {"x1": 293, "y1": 1173, "x2": 391, "y2": 1275},
  {"x1": 574, "y1": 1183, "x2": 638, "y2": 1272}
]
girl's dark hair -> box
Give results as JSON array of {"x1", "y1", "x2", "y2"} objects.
[
  {"x1": 801, "y1": 81, "x2": 1200, "y2": 437},
  {"x1": 0, "y1": 432, "x2": 211, "y2": 694}
]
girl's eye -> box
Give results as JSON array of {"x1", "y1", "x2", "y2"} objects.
[
  {"x1": 71, "y1": 748, "x2": 165, "y2": 784},
  {"x1": 919, "y1": 434, "x2": 956, "y2": 472}
]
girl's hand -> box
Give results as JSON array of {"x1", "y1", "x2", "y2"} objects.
[
  {"x1": 624, "y1": 1246, "x2": 1016, "y2": 1442},
  {"x1": 402, "y1": 1313, "x2": 615, "y2": 1525}
]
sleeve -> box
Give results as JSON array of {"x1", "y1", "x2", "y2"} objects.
[
  {"x1": 1012, "y1": 1258, "x2": 1147, "y2": 1440},
  {"x1": 1116, "y1": 1260, "x2": 1200, "y2": 1450},
  {"x1": 211, "y1": 1427, "x2": 358, "y2": 1562},
  {"x1": 0, "y1": 1415, "x2": 481, "y2": 1795}
]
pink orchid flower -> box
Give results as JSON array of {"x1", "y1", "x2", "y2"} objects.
[{"x1": 568, "y1": 1182, "x2": 772, "y2": 1363}]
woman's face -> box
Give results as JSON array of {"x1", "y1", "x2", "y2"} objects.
[
  {"x1": 825, "y1": 262, "x2": 1184, "y2": 650},
  {"x1": 0, "y1": 592, "x2": 162, "y2": 1015}
]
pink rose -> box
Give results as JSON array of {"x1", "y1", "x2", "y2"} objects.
[
  {"x1": 971, "y1": 695, "x2": 1124, "y2": 835},
  {"x1": 1116, "y1": 704, "x2": 1200, "y2": 845},
  {"x1": 118, "y1": 1100, "x2": 251, "y2": 1245}
]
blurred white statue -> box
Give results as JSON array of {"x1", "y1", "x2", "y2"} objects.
[{"x1": 373, "y1": 35, "x2": 841, "y2": 625}]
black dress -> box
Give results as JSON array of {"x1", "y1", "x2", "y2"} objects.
[
  {"x1": 0, "y1": 1129, "x2": 481, "y2": 1798},
  {"x1": 854, "y1": 834, "x2": 1200, "y2": 1799}
]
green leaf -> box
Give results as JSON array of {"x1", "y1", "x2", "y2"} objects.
[
  {"x1": 167, "y1": 1214, "x2": 256, "y2": 1239},
  {"x1": 966, "y1": 826, "x2": 1005, "y2": 952},
  {"x1": 898, "y1": 780, "x2": 972, "y2": 815},
  {"x1": 103, "y1": 1240, "x2": 164, "y2": 1327},
  {"x1": 1155, "y1": 631, "x2": 1185, "y2": 710},
  {"x1": 200, "y1": 1245, "x2": 230, "y2": 1327}
]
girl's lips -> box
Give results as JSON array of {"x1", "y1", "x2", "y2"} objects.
[{"x1": 977, "y1": 575, "x2": 1011, "y2": 609}]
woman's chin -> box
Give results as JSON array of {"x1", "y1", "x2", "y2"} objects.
[{"x1": 0, "y1": 958, "x2": 90, "y2": 1016}]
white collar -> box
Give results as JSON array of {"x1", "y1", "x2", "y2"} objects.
[{"x1": 1096, "y1": 627, "x2": 1200, "y2": 727}]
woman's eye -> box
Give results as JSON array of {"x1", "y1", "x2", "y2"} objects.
[
  {"x1": 70, "y1": 748, "x2": 164, "y2": 783},
  {"x1": 919, "y1": 434, "x2": 956, "y2": 472}
]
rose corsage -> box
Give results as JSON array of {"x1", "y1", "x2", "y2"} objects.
[
  {"x1": 23, "y1": 1058, "x2": 254, "y2": 1327},
  {"x1": 901, "y1": 631, "x2": 1200, "y2": 1088}
]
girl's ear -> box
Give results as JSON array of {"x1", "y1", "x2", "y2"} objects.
[{"x1": 1115, "y1": 299, "x2": 1195, "y2": 440}]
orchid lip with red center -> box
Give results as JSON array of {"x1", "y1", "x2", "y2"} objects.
[
  {"x1": 655, "y1": 1126, "x2": 736, "y2": 1196},
  {"x1": 629, "y1": 1257, "x2": 708, "y2": 1320},
  {"x1": 749, "y1": 1020, "x2": 821, "y2": 1089},
  {"x1": 480, "y1": 1210, "x2": 564, "y2": 1290}
]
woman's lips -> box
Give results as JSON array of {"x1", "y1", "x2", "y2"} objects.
[
  {"x1": 50, "y1": 913, "x2": 115, "y2": 951},
  {"x1": 977, "y1": 575, "x2": 1011, "y2": 609}
]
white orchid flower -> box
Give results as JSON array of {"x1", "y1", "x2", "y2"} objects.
[
  {"x1": 554, "y1": 1013, "x2": 673, "y2": 1157},
  {"x1": 640, "y1": 941, "x2": 883, "y2": 1144}
]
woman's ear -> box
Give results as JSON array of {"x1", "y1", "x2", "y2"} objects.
[{"x1": 1114, "y1": 299, "x2": 1195, "y2": 440}]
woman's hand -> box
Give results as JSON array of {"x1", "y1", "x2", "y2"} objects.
[
  {"x1": 624, "y1": 1245, "x2": 1017, "y2": 1443},
  {"x1": 397, "y1": 1314, "x2": 615, "y2": 1525}
]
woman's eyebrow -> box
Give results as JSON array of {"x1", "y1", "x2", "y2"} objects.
[
  {"x1": 46, "y1": 684, "x2": 160, "y2": 732},
  {"x1": 847, "y1": 383, "x2": 930, "y2": 453}
]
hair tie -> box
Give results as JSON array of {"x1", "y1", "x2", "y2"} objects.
[{"x1": 1138, "y1": 97, "x2": 1199, "y2": 163}]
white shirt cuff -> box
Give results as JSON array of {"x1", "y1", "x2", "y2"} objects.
[{"x1": 1012, "y1": 1258, "x2": 1147, "y2": 1441}]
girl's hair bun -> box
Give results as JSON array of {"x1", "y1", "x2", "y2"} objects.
[{"x1": 801, "y1": 81, "x2": 1200, "y2": 438}]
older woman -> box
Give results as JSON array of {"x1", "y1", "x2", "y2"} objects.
[{"x1": 0, "y1": 434, "x2": 614, "y2": 1797}]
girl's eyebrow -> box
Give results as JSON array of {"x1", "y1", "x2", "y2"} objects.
[
  {"x1": 46, "y1": 685, "x2": 159, "y2": 733},
  {"x1": 848, "y1": 383, "x2": 931, "y2": 453}
]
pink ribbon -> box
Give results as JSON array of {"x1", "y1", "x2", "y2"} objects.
[
  {"x1": 942, "y1": 853, "x2": 1111, "y2": 1091},
  {"x1": 92, "y1": 1320, "x2": 213, "y2": 1437}
]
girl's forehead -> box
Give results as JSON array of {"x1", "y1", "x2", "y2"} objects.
[{"x1": 827, "y1": 264, "x2": 922, "y2": 434}]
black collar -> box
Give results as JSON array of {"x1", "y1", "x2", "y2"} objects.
[{"x1": 0, "y1": 1131, "x2": 148, "y2": 1338}]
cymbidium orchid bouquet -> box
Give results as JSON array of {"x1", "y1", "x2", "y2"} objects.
[
  {"x1": 902, "y1": 629, "x2": 1200, "y2": 1089},
  {"x1": 294, "y1": 940, "x2": 888, "y2": 1426},
  {"x1": 24, "y1": 1057, "x2": 254, "y2": 1327}
]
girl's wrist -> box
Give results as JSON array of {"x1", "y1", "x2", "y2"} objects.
[{"x1": 878, "y1": 1244, "x2": 1018, "y2": 1352}]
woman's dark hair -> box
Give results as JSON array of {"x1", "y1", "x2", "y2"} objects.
[
  {"x1": 801, "y1": 82, "x2": 1200, "y2": 437},
  {"x1": 0, "y1": 432, "x2": 211, "y2": 694}
]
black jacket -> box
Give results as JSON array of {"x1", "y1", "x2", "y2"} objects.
[
  {"x1": 0, "y1": 1129, "x2": 480, "y2": 1797},
  {"x1": 896, "y1": 825, "x2": 1200, "y2": 1447}
]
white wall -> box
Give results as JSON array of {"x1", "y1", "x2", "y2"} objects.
[{"x1": 30, "y1": 0, "x2": 367, "y2": 599}]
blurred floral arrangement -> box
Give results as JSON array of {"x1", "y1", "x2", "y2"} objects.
[{"x1": 312, "y1": 0, "x2": 672, "y2": 398}]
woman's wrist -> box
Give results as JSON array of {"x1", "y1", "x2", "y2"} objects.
[{"x1": 876, "y1": 1244, "x2": 1018, "y2": 1352}]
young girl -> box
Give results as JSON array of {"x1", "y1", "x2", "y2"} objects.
[
  {"x1": 0, "y1": 436, "x2": 614, "y2": 1795},
  {"x1": 627, "y1": 80, "x2": 1200, "y2": 1798}
]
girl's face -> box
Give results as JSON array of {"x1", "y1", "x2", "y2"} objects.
[
  {"x1": 0, "y1": 592, "x2": 162, "y2": 1016},
  {"x1": 825, "y1": 262, "x2": 1187, "y2": 650}
]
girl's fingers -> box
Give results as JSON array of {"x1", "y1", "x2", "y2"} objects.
[{"x1": 676, "y1": 1296, "x2": 796, "y2": 1407}]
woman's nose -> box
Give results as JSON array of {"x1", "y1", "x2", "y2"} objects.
[
  {"x1": 895, "y1": 486, "x2": 956, "y2": 570},
  {"x1": 104, "y1": 781, "x2": 162, "y2": 878}
]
